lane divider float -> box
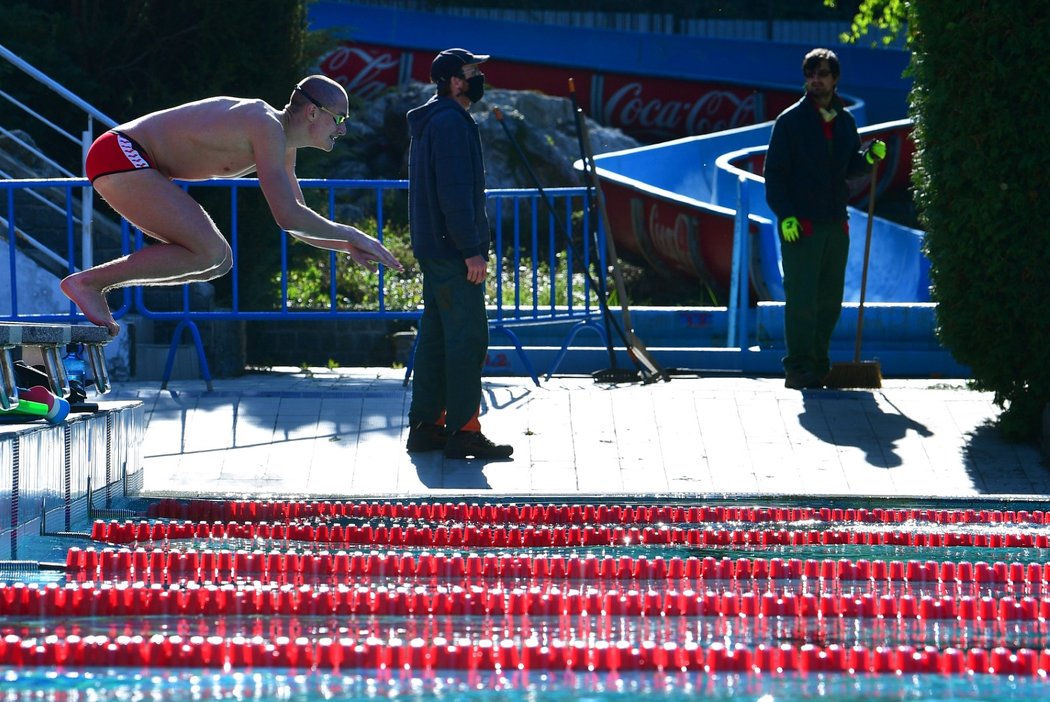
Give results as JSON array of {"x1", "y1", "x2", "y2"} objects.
[
  {"x1": 89, "y1": 520, "x2": 1050, "y2": 550},
  {"x1": 0, "y1": 634, "x2": 1046, "y2": 675},
  {"x1": 146, "y1": 499, "x2": 1050, "y2": 527}
]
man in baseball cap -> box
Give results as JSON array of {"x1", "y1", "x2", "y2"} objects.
[
  {"x1": 429, "y1": 48, "x2": 490, "y2": 102},
  {"x1": 431, "y1": 48, "x2": 489, "y2": 81},
  {"x1": 404, "y1": 48, "x2": 512, "y2": 460}
]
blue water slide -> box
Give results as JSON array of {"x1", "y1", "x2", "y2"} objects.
[
  {"x1": 714, "y1": 119, "x2": 928, "y2": 304},
  {"x1": 592, "y1": 114, "x2": 929, "y2": 303}
]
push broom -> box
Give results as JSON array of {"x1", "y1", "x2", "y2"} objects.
[{"x1": 825, "y1": 160, "x2": 882, "y2": 389}]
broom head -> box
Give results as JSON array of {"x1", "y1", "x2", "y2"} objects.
[
  {"x1": 593, "y1": 367, "x2": 642, "y2": 384},
  {"x1": 824, "y1": 360, "x2": 882, "y2": 389}
]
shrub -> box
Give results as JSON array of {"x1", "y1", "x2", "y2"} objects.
[
  {"x1": 280, "y1": 218, "x2": 420, "y2": 311},
  {"x1": 910, "y1": 3, "x2": 1049, "y2": 440},
  {"x1": 280, "y1": 219, "x2": 601, "y2": 312}
]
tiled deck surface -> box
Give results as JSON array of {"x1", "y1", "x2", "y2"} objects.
[{"x1": 106, "y1": 368, "x2": 1049, "y2": 502}]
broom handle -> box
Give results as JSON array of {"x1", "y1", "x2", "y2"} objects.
[
  {"x1": 575, "y1": 103, "x2": 665, "y2": 379},
  {"x1": 854, "y1": 160, "x2": 879, "y2": 363}
]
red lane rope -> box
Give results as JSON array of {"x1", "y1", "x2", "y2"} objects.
[
  {"x1": 0, "y1": 634, "x2": 1045, "y2": 675},
  {"x1": 4, "y1": 581, "x2": 1049, "y2": 623},
  {"x1": 90, "y1": 520, "x2": 1050, "y2": 550},
  {"x1": 17, "y1": 498, "x2": 1050, "y2": 681},
  {"x1": 146, "y1": 498, "x2": 1050, "y2": 527},
  {"x1": 64, "y1": 547, "x2": 1050, "y2": 587}
]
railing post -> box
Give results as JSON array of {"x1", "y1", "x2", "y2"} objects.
[
  {"x1": 727, "y1": 175, "x2": 751, "y2": 349},
  {"x1": 80, "y1": 120, "x2": 93, "y2": 269},
  {"x1": 6, "y1": 187, "x2": 17, "y2": 317}
]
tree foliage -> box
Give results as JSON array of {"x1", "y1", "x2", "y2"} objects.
[
  {"x1": 832, "y1": 0, "x2": 1049, "y2": 440},
  {"x1": 824, "y1": 0, "x2": 908, "y2": 46},
  {"x1": 1, "y1": 1, "x2": 324, "y2": 121}
]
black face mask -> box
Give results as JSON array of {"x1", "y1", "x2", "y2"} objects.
[{"x1": 462, "y1": 74, "x2": 485, "y2": 103}]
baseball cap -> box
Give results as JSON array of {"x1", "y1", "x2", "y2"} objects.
[{"x1": 430, "y1": 48, "x2": 490, "y2": 83}]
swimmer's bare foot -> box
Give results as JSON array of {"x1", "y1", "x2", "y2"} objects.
[{"x1": 60, "y1": 274, "x2": 120, "y2": 336}]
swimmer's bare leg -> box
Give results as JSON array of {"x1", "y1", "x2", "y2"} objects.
[{"x1": 67, "y1": 171, "x2": 233, "y2": 335}]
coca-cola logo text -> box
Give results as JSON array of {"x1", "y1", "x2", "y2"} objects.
[
  {"x1": 322, "y1": 47, "x2": 400, "y2": 100},
  {"x1": 647, "y1": 204, "x2": 694, "y2": 271},
  {"x1": 603, "y1": 83, "x2": 759, "y2": 136}
]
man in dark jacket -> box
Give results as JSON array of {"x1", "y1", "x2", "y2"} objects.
[
  {"x1": 404, "y1": 48, "x2": 513, "y2": 460},
  {"x1": 764, "y1": 48, "x2": 885, "y2": 389}
]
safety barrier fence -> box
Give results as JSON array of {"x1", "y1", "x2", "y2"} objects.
[{"x1": 1, "y1": 178, "x2": 607, "y2": 384}]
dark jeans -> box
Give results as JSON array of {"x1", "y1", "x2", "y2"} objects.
[
  {"x1": 408, "y1": 257, "x2": 489, "y2": 433},
  {"x1": 780, "y1": 220, "x2": 849, "y2": 377}
]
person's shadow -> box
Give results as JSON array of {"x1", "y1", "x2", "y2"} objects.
[
  {"x1": 409, "y1": 451, "x2": 495, "y2": 490},
  {"x1": 798, "y1": 390, "x2": 932, "y2": 467}
]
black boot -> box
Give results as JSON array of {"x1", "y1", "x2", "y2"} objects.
[
  {"x1": 444, "y1": 431, "x2": 513, "y2": 460},
  {"x1": 406, "y1": 421, "x2": 447, "y2": 452}
]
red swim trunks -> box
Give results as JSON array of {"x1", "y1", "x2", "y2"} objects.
[{"x1": 84, "y1": 130, "x2": 155, "y2": 183}]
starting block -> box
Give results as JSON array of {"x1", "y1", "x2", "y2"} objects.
[{"x1": 0, "y1": 323, "x2": 113, "y2": 410}]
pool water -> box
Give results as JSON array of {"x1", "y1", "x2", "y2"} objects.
[
  {"x1": 2, "y1": 497, "x2": 1049, "y2": 700},
  {"x1": 2, "y1": 669, "x2": 1049, "y2": 701}
]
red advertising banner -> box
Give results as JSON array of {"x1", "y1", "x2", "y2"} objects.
[
  {"x1": 321, "y1": 42, "x2": 800, "y2": 143},
  {"x1": 591, "y1": 74, "x2": 777, "y2": 143},
  {"x1": 320, "y1": 44, "x2": 403, "y2": 101}
]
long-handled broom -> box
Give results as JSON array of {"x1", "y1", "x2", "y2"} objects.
[
  {"x1": 570, "y1": 93, "x2": 668, "y2": 384},
  {"x1": 824, "y1": 161, "x2": 883, "y2": 389},
  {"x1": 491, "y1": 103, "x2": 667, "y2": 384}
]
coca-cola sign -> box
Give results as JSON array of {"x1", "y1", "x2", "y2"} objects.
[
  {"x1": 321, "y1": 42, "x2": 800, "y2": 143},
  {"x1": 600, "y1": 178, "x2": 739, "y2": 301},
  {"x1": 628, "y1": 198, "x2": 715, "y2": 286},
  {"x1": 320, "y1": 45, "x2": 402, "y2": 101},
  {"x1": 596, "y1": 76, "x2": 767, "y2": 143}
]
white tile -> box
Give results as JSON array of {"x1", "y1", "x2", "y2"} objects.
[{"x1": 89, "y1": 371, "x2": 1038, "y2": 503}]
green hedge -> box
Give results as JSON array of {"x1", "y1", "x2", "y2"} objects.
[{"x1": 910, "y1": 2, "x2": 1049, "y2": 440}]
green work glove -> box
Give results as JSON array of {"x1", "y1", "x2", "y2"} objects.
[
  {"x1": 780, "y1": 216, "x2": 801, "y2": 243},
  {"x1": 865, "y1": 139, "x2": 886, "y2": 164}
]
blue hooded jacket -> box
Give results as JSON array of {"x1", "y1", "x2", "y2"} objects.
[{"x1": 406, "y1": 94, "x2": 490, "y2": 260}]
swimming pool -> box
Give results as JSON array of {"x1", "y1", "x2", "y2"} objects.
[{"x1": 2, "y1": 497, "x2": 1049, "y2": 699}]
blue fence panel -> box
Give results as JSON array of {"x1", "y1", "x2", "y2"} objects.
[
  {"x1": 0, "y1": 177, "x2": 132, "y2": 321},
  {"x1": 0, "y1": 177, "x2": 606, "y2": 383}
]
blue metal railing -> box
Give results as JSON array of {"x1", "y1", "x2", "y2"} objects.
[
  {"x1": 0, "y1": 177, "x2": 607, "y2": 385},
  {"x1": 1, "y1": 42, "x2": 118, "y2": 270}
]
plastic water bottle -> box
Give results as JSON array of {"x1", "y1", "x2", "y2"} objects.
[{"x1": 62, "y1": 344, "x2": 88, "y2": 386}]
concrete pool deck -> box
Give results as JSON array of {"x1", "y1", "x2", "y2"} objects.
[{"x1": 105, "y1": 368, "x2": 1050, "y2": 503}]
